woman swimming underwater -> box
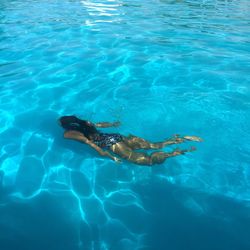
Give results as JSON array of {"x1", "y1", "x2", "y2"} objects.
[{"x1": 59, "y1": 115, "x2": 202, "y2": 166}]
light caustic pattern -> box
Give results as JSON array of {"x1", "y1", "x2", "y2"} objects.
[{"x1": 0, "y1": 0, "x2": 250, "y2": 249}]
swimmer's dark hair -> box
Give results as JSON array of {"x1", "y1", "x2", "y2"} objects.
[{"x1": 59, "y1": 115, "x2": 98, "y2": 139}]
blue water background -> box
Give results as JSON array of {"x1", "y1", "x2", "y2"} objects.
[{"x1": 0, "y1": 0, "x2": 250, "y2": 249}]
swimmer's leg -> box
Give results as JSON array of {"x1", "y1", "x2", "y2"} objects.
[
  {"x1": 150, "y1": 147, "x2": 196, "y2": 165},
  {"x1": 110, "y1": 142, "x2": 196, "y2": 166},
  {"x1": 123, "y1": 134, "x2": 202, "y2": 150}
]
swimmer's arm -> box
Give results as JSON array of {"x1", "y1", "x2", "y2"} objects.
[
  {"x1": 64, "y1": 131, "x2": 121, "y2": 162},
  {"x1": 86, "y1": 139, "x2": 121, "y2": 162},
  {"x1": 95, "y1": 121, "x2": 121, "y2": 128}
]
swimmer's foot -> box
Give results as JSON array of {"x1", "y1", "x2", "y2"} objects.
[
  {"x1": 183, "y1": 136, "x2": 203, "y2": 142},
  {"x1": 163, "y1": 134, "x2": 184, "y2": 146},
  {"x1": 172, "y1": 146, "x2": 196, "y2": 156},
  {"x1": 161, "y1": 134, "x2": 202, "y2": 148}
]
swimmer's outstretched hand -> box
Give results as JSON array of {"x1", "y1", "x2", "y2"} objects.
[
  {"x1": 183, "y1": 136, "x2": 203, "y2": 142},
  {"x1": 95, "y1": 121, "x2": 121, "y2": 128}
]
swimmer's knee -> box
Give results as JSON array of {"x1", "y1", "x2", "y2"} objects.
[{"x1": 150, "y1": 152, "x2": 167, "y2": 165}]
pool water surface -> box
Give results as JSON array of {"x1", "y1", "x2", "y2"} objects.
[{"x1": 0, "y1": 0, "x2": 250, "y2": 249}]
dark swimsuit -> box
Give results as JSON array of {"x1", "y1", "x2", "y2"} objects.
[{"x1": 92, "y1": 133, "x2": 123, "y2": 148}]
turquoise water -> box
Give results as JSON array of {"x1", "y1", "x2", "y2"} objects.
[{"x1": 0, "y1": 0, "x2": 250, "y2": 249}]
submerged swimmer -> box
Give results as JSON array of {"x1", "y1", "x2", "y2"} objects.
[{"x1": 59, "y1": 115, "x2": 202, "y2": 166}]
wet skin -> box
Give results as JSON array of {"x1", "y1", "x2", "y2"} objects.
[{"x1": 62, "y1": 119, "x2": 202, "y2": 166}]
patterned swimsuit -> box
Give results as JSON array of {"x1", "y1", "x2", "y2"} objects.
[{"x1": 92, "y1": 133, "x2": 123, "y2": 148}]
